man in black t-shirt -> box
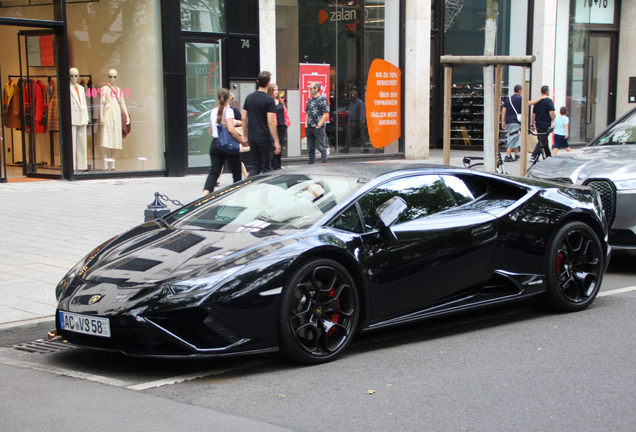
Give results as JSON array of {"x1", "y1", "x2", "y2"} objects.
[
  {"x1": 242, "y1": 71, "x2": 280, "y2": 176},
  {"x1": 531, "y1": 85, "x2": 555, "y2": 161}
]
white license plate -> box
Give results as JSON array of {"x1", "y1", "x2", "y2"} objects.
[{"x1": 59, "y1": 311, "x2": 111, "y2": 338}]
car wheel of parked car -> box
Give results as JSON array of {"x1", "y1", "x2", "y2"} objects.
[
  {"x1": 545, "y1": 222, "x2": 604, "y2": 312},
  {"x1": 278, "y1": 258, "x2": 359, "y2": 364}
]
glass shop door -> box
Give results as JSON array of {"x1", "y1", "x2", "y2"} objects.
[
  {"x1": 585, "y1": 33, "x2": 617, "y2": 141},
  {"x1": 184, "y1": 40, "x2": 222, "y2": 168},
  {"x1": 16, "y1": 30, "x2": 61, "y2": 177}
]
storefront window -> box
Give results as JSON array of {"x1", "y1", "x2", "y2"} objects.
[
  {"x1": 66, "y1": 0, "x2": 165, "y2": 173},
  {"x1": 296, "y1": 0, "x2": 400, "y2": 156},
  {"x1": 563, "y1": 0, "x2": 616, "y2": 144},
  {"x1": 180, "y1": 0, "x2": 225, "y2": 33},
  {"x1": 442, "y1": 0, "x2": 516, "y2": 148}
]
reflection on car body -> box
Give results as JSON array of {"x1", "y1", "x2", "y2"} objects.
[{"x1": 55, "y1": 164, "x2": 610, "y2": 364}]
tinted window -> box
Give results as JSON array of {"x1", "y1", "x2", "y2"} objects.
[
  {"x1": 441, "y1": 175, "x2": 477, "y2": 204},
  {"x1": 357, "y1": 175, "x2": 456, "y2": 231},
  {"x1": 331, "y1": 205, "x2": 363, "y2": 233}
]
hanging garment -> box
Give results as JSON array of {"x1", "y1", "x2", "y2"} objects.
[
  {"x1": 100, "y1": 84, "x2": 126, "y2": 150},
  {"x1": 3, "y1": 79, "x2": 14, "y2": 117},
  {"x1": 34, "y1": 80, "x2": 46, "y2": 134},
  {"x1": 21, "y1": 80, "x2": 33, "y2": 133},
  {"x1": 46, "y1": 80, "x2": 59, "y2": 132},
  {"x1": 5, "y1": 80, "x2": 21, "y2": 128}
]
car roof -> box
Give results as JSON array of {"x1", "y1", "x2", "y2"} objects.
[{"x1": 279, "y1": 163, "x2": 465, "y2": 180}]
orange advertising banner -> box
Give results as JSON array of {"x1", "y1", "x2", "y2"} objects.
[{"x1": 366, "y1": 59, "x2": 401, "y2": 148}]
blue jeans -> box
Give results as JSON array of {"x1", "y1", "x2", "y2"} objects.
[{"x1": 306, "y1": 125, "x2": 328, "y2": 164}]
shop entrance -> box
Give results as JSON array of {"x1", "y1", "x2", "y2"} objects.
[
  {"x1": 585, "y1": 32, "x2": 617, "y2": 141},
  {"x1": 184, "y1": 40, "x2": 222, "y2": 169},
  {"x1": 1, "y1": 27, "x2": 61, "y2": 180}
]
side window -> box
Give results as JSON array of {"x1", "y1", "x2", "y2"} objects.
[
  {"x1": 330, "y1": 204, "x2": 363, "y2": 233},
  {"x1": 441, "y1": 175, "x2": 478, "y2": 205},
  {"x1": 357, "y1": 175, "x2": 456, "y2": 231}
]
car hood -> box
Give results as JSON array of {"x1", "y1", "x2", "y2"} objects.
[
  {"x1": 527, "y1": 145, "x2": 636, "y2": 184},
  {"x1": 78, "y1": 224, "x2": 295, "y2": 288}
]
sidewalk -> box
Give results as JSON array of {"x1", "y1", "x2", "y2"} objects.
[{"x1": 0, "y1": 148, "x2": 542, "y2": 330}]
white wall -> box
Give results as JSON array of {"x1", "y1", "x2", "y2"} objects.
[
  {"x1": 531, "y1": 0, "x2": 557, "y2": 99},
  {"x1": 404, "y1": 0, "x2": 431, "y2": 159}
]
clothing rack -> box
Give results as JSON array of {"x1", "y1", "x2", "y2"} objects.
[
  {"x1": 4, "y1": 74, "x2": 95, "y2": 171},
  {"x1": 6, "y1": 74, "x2": 58, "y2": 167}
]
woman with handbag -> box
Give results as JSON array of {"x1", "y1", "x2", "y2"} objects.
[
  {"x1": 267, "y1": 84, "x2": 290, "y2": 170},
  {"x1": 203, "y1": 88, "x2": 248, "y2": 195}
]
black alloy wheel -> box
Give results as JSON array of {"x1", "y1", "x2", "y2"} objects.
[
  {"x1": 545, "y1": 222, "x2": 604, "y2": 312},
  {"x1": 278, "y1": 258, "x2": 359, "y2": 364}
]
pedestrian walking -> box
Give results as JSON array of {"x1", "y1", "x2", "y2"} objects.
[
  {"x1": 552, "y1": 106, "x2": 570, "y2": 156},
  {"x1": 242, "y1": 71, "x2": 280, "y2": 176},
  {"x1": 203, "y1": 88, "x2": 248, "y2": 195},
  {"x1": 342, "y1": 89, "x2": 364, "y2": 153},
  {"x1": 531, "y1": 85, "x2": 556, "y2": 162},
  {"x1": 501, "y1": 84, "x2": 522, "y2": 162},
  {"x1": 305, "y1": 82, "x2": 330, "y2": 164},
  {"x1": 267, "y1": 83, "x2": 290, "y2": 170}
]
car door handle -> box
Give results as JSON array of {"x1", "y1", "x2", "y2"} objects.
[{"x1": 471, "y1": 224, "x2": 494, "y2": 237}]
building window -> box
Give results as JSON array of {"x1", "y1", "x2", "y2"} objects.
[
  {"x1": 66, "y1": 0, "x2": 165, "y2": 173},
  {"x1": 180, "y1": 0, "x2": 225, "y2": 33}
]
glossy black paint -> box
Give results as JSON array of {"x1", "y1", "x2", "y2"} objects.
[{"x1": 55, "y1": 164, "x2": 610, "y2": 359}]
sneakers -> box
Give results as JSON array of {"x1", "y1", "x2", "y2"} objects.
[
  {"x1": 504, "y1": 155, "x2": 514, "y2": 162},
  {"x1": 530, "y1": 156, "x2": 537, "y2": 163},
  {"x1": 515, "y1": 153, "x2": 520, "y2": 161}
]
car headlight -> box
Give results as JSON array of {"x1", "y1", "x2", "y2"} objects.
[
  {"x1": 614, "y1": 179, "x2": 636, "y2": 190},
  {"x1": 163, "y1": 265, "x2": 245, "y2": 297}
]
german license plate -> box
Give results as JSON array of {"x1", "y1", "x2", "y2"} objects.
[{"x1": 59, "y1": 311, "x2": 110, "y2": 338}]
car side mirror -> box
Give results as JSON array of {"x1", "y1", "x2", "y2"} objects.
[{"x1": 375, "y1": 196, "x2": 407, "y2": 244}]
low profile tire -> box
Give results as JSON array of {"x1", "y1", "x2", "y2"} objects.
[
  {"x1": 545, "y1": 221, "x2": 605, "y2": 312},
  {"x1": 278, "y1": 258, "x2": 359, "y2": 364}
]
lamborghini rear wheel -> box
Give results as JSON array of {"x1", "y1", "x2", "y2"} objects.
[{"x1": 545, "y1": 222, "x2": 604, "y2": 312}]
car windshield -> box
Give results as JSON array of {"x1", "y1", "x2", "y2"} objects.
[
  {"x1": 592, "y1": 109, "x2": 636, "y2": 146},
  {"x1": 165, "y1": 174, "x2": 366, "y2": 232}
]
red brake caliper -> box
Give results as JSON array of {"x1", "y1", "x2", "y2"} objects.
[
  {"x1": 557, "y1": 252, "x2": 563, "y2": 274},
  {"x1": 327, "y1": 286, "x2": 340, "y2": 336}
]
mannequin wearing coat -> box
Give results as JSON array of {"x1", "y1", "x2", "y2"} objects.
[
  {"x1": 100, "y1": 69, "x2": 130, "y2": 170},
  {"x1": 70, "y1": 68, "x2": 89, "y2": 171}
]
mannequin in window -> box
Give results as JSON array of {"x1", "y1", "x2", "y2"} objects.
[
  {"x1": 70, "y1": 68, "x2": 89, "y2": 171},
  {"x1": 100, "y1": 69, "x2": 130, "y2": 171}
]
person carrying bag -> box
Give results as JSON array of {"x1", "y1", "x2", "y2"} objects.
[{"x1": 203, "y1": 88, "x2": 248, "y2": 195}]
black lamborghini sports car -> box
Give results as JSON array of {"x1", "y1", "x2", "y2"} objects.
[{"x1": 55, "y1": 164, "x2": 611, "y2": 364}]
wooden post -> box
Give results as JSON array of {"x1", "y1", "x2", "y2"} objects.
[
  {"x1": 520, "y1": 67, "x2": 531, "y2": 176},
  {"x1": 443, "y1": 66, "x2": 452, "y2": 166},
  {"x1": 493, "y1": 65, "x2": 503, "y2": 170}
]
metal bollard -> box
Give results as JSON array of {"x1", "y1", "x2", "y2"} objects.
[{"x1": 144, "y1": 192, "x2": 171, "y2": 222}]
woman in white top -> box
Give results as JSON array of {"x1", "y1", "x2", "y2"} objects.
[{"x1": 203, "y1": 88, "x2": 248, "y2": 195}]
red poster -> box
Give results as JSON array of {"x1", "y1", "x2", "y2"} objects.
[
  {"x1": 40, "y1": 36, "x2": 55, "y2": 67},
  {"x1": 299, "y1": 63, "x2": 330, "y2": 123}
]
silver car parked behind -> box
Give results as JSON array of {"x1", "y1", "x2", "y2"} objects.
[{"x1": 527, "y1": 107, "x2": 636, "y2": 253}]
